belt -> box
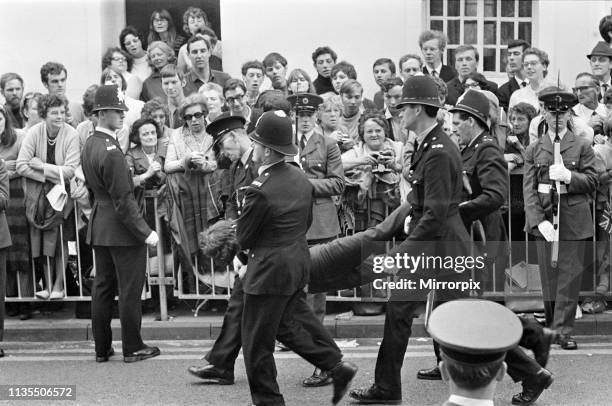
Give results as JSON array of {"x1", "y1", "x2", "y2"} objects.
[{"x1": 538, "y1": 183, "x2": 567, "y2": 194}]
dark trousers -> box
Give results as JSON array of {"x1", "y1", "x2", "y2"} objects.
[
  {"x1": 91, "y1": 245, "x2": 146, "y2": 356},
  {"x1": 242, "y1": 290, "x2": 342, "y2": 406},
  {"x1": 0, "y1": 249, "x2": 6, "y2": 342},
  {"x1": 536, "y1": 238, "x2": 586, "y2": 335},
  {"x1": 204, "y1": 276, "x2": 245, "y2": 370}
]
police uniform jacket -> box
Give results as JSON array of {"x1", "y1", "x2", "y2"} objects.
[
  {"x1": 82, "y1": 130, "x2": 152, "y2": 246},
  {"x1": 237, "y1": 161, "x2": 314, "y2": 295},
  {"x1": 225, "y1": 148, "x2": 259, "y2": 220},
  {"x1": 523, "y1": 129, "x2": 598, "y2": 240},
  {"x1": 460, "y1": 131, "x2": 508, "y2": 245},
  {"x1": 386, "y1": 124, "x2": 471, "y2": 280},
  {"x1": 299, "y1": 128, "x2": 345, "y2": 240}
]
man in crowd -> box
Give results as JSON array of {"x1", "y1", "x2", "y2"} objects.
[
  {"x1": 572, "y1": 72, "x2": 607, "y2": 138},
  {"x1": 372, "y1": 58, "x2": 397, "y2": 109},
  {"x1": 350, "y1": 76, "x2": 472, "y2": 405},
  {"x1": 161, "y1": 64, "x2": 186, "y2": 129},
  {"x1": 0, "y1": 72, "x2": 24, "y2": 128},
  {"x1": 183, "y1": 34, "x2": 230, "y2": 97},
  {"x1": 237, "y1": 110, "x2": 356, "y2": 406},
  {"x1": 82, "y1": 85, "x2": 160, "y2": 363},
  {"x1": 263, "y1": 52, "x2": 289, "y2": 94},
  {"x1": 241, "y1": 60, "x2": 266, "y2": 107},
  {"x1": 524, "y1": 87, "x2": 598, "y2": 351},
  {"x1": 312, "y1": 46, "x2": 337, "y2": 95},
  {"x1": 224, "y1": 78, "x2": 262, "y2": 133},
  {"x1": 430, "y1": 300, "x2": 522, "y2": 406},
  {"x1": 288, "y1": 93, "x2": 345, "y2": 387},
  {"x1": 446, "y1": 45, "x2": 498, "y2": 105},
  {"x1": 588, "y1": 41, "x2": 612, "y2": 99},
  {"x1": 381, "y1": 77, "x2": 407, "y2": 142},
  {"x1": 497, "y1": 39, "x2": 531, "y2": 112},
  {"x1": 40, "y1": 62, "x2": 85, "y2": 127},
  {"x1": 339, "y1": 79, "x2": 365, "y2": 143},
  {"x1": 419, "y1": 30, "x2": 457, "y2": 81}
]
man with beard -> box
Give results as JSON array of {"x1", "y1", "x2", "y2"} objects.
[{"x1": 0, "y1": 73, "x2": 24, "y2": 128}]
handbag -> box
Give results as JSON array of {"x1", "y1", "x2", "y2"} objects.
[{"x1": 46, "y1": 166, "x2": 68, "y2": 212}]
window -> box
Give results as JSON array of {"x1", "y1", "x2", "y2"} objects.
[{"x1": 428, "y1": 0, "x2": 533, "y2": 73}]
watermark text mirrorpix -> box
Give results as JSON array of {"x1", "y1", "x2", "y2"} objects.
[{"x1": 371, "y1": 252, "x2": 485, "y2": 292}]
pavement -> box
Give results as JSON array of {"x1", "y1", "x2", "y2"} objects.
[
  {"x1": 2, "y1": 338, "x2": 612, "y2": 405},
  {"x1": 4, "y1": 299, "x2": 612, "y2": 342}
]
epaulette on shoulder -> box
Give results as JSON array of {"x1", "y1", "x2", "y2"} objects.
[
  {"x1": 103, "y1": 137, "x2": 119, "y2": 152},
  {"x1": 250, "y1": 171, "x2": 271, "y2": 188},
  {"x1": 431, "y1": 143, "x2": 445, "y2": 149},
  {"x1": 474, "y1": 136, "x2": 496, "y2": 150}
]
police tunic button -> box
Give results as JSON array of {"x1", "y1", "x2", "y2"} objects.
[
  {"x1": 251, "y1": 253, "x2": 254, "y2": 257},
  {"x1": 572, "y1": 162, "x2": 575, "y2": 165},
  {"x1": 302, "y1": 158, "x2": 306, "y2": 161},
  {"x1": 265, "y1": 173, "x2": 269, "y2": 176}
]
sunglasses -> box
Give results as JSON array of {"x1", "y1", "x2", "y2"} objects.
[{"x1": 183, "y1": 112, "x2": 204, "y2": 121}]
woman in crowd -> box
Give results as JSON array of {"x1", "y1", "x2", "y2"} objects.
[
  {"x1": 198, "y1": 83, "x2": 225, "y2": 124},
  {"x1": 141, "y1": 41, "x2": 176, "y2": 103},
  {"x1": 101, "y1": 46, "x2": 142, "y2": 99},
  {"x1": 462, "y1": 72, "x2": 492, "y2": 92},
  {"x1": 509, "y1": 47, "x2": 550, "y2": 111},
  {"x1": 75, "y1": 85, "x2": 99, "y2": 151},
  {"x1": 0, "y1": 154, "x2": 10, "y2": 356},
  {"x1": 101, "y1": 66, "x2": 144, "y2": 133},
  {"x1": 126, "y1": 118, "x2": 166, "y2": 220},
  {"x1": 147, "y1": 9, "x2": 185, "y2": 54},
  {"x1": 119, "y1": 26, "x2": 152, "y2": 83},
  {"x1": 21, "y1": 92, "x2": 43, "y2": 131},
  {"x1": 0, "y1": 105, "x2": 32, "y2": 319},
  {"x1": 164, "y1": 95, "x2": 217, "y2": 292},
  {"x1": 16, "y1": 95, "x2": 80, "y2": 300},
  {"x1": 287, "y1": 68, "x2": 316, "y2": 95},
  {"x1": 317, "y1": 97, "x2": 352, "y2": 150},
  {"x1": 505, "y1": 102, "x2": 538, "y2": 171},
  {"x1": 398, "y1": 54, "x2": 423, "y2": 82},
  {"x1": 141, "y1": 98, "x2": 172, "y2": 154}
]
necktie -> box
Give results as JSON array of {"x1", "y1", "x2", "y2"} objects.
[
  {"x1": 521, "y1": 81, "x2": 527, "y2": 88},
  {"x1": 300, "y1": 134, "x2": 307, "y2": 152},
  {"x1": 431, "y1": 70, "x2": 438, "y2": 78},
  {"x1": 554, "y1": 135, "x2": 560, "y2": 143},
  {"x1": 602, "y1": 83, "x2": 609, "y2": 98}
]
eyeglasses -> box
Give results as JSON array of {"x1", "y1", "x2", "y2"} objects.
[
  {"x1": 226, "y1": 94, "x2": 245, "y2": 104},
  {"x1": 464, "y1": 82, "x2": 480, "y2": 89},
  {"x1": 522, "y1": 61, "x2": 541, "y2": 68},
  {"x1": 183, "y1": 112, "x2": 204, "y2": 121},
  {"x1": 111, "y1": 57, "x2": 127, "y2": 62}
]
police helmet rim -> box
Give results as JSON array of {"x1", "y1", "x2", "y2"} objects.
[{"x1": 286, "y1": 93, "x2": 323, "y2": 112}]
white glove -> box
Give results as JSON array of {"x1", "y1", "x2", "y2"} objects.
[
  {"x1": 238, "y1": 265, "x2": 248, "y2": 279},
  {"x1": 537, "y1": 220, "x2": 556, "y2": 242},
  {"x1": 145, "y1": 231, "x2": 159, "y2": 247},
  {"x1": 549, "y1": 164, "x2": 571, "y2": 184}
]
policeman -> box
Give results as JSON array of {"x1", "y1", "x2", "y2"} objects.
[
  {"x1": 287, "y1": 92, "x2": 345, "y2": 386},
  {"x1": 237, "y1": 110, "x2": 357, "y2": 406},
  {"x1": 428, "y1": 300, "x2": 522, "y2": 406},
  {"x1": 187, "y1": 113, "x2": 257, "y2": 384},
  {"x1": 523, "y1": 87, "x2": 598, "y2": 350},
  {"x1": 82, "y1": 85, "x2": 160, "y2": 363},
  {"x1": 350, "y1": 75, "x2": 472, "y2": 405}
]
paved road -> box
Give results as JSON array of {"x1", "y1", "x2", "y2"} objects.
[{"x1": 1, "y1": 338, "x2": 611, "y2": 405}]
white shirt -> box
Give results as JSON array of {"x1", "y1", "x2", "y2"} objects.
[
  {"x1": 428, "y1": 62, "x2": 443, "y2": 77},
  {"x1": 447, "y1": 394, "x2": 494, "y2": 406},
  {"x1": 572, "y1": 103, "x2": 607, "y2": 123}
]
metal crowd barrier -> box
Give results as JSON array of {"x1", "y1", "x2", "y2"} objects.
[{"x1": 6, "y1": 175, "x2": 611, "y2": 319}]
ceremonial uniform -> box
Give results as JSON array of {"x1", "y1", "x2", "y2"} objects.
[
  {"x1": 82, "y1": 86, "x2": 158, "y2": 362},
  {"x1": 523, "y1": 128, "x2": 597, "y2": 335}
]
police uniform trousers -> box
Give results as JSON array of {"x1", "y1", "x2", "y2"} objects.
[
  {"x1": 242, "y1": 289, "x2": 342, "y2": 406},
  {"x1": 306, "y1": 237, "x2": 336, "y2": 323},
  {"x1": 91, "y1": 245, "x2": 147, "y2": 356},
  {"x1": 535, "y1": 238, "x2": 587, "y2": 335}
]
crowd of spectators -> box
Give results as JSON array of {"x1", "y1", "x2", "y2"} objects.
[{"x1": 1, "y1": 6, "x2": 612, "y2": 327}]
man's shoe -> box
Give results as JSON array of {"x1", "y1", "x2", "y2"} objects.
[
  {"x1": 96, "y1": 347, "x2": 115, "y2": 363},
  {"x1": 417, "y1": 366, "x2": 442, "y2": 380},
  {"x1": 187, "y1": 364, "x2": 235, "y2": 385},
  {"x1": 123, "y1": 346, "x2": 160, "y2": 363},
  {"x1": 302, "y1": 368, "x2": 332, "y2": 387},
  {"x1": 329, "y1": 361, "x2": 358, "y2": 405},
  {"x1": 533, "y1": 328, "x2": 556, "y2": 367},
  {"x1": 0, "y1": 349, "x2": 5, "y2": 358},
  {"x1": 557, "y1": 335, "x2": 577, "y2": 350},
  {"x1": 349, "y1": 384, "x2": 401, "y2": 405},
  {"x1": 511, "y1": 368, "x2": 553, "y2": 405}
]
